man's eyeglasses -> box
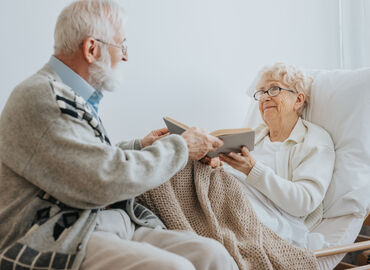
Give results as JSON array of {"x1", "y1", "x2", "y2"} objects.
[
  {"x1": 253, "y1": 86, "x2": 298, "y2": 101},
  {"x1": 95, "y1": 38, "x2": 127, "y2": 55}
]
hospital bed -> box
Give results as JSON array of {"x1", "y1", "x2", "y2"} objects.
[
  {"x1": 313, "y1": 213, "x2": 369, "y2": 269},
  {"x1": 244, "y1": 67, "x2": 370, "y2": 269}
]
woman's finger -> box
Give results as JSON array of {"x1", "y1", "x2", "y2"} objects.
[
  {"x1": 220, "y1": 154, "x2": 238, "y2": 166},
  {"x1": 219, "y1": 153, "x2": 231, "y2": 162},
  {"x1": 241, "y1": 146, "x2": 250, "y2": 156},
  {"x1": 228, "y1": 152, "x2": 244, "y2": 162}
]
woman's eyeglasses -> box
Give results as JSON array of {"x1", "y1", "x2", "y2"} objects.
[{"x1": 253, "y1": 86, "x2": 298, "y2": 101}]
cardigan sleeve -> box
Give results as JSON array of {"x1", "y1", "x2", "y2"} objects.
[
  {"x1": 0, "y1": 76, "x2": 188, "y2": 210},
  {"x1": 22, "y1": 114, "x2": 188, "y2": 209},
  {"x1": 246, "y1": 144, "x2": 335, "y2": 217},
  {"x1": 116, "y1": 139, "x2": 143, "y2": 151}
]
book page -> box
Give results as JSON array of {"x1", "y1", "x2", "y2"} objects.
[{"x1": 211, "y1": 128, "x2": 252, "y2": 137}]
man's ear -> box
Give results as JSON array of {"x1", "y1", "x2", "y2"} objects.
[{"x1": 82, "y1": 37, "x2": 99, "y2": 64}]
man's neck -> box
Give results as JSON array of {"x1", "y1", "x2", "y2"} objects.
[{"x1": 55, "y1": 52, "x2": 89, "y2": 83}]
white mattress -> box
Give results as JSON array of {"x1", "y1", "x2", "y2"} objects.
[{"x1": 313, "y1": 214, "x2": 365, "y2": 270}]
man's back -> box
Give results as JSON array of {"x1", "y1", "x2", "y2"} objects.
[{"x1": 0, "y1": 66, "x2": 57, "y2": 249}]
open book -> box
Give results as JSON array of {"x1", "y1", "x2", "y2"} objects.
[{"x1": 163, "y1": 117, "x2": 255, "y2": 158}]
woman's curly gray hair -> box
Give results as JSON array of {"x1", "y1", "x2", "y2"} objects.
[{"x1": 257, "y1": 63, "x2": 313, "y2": 115}]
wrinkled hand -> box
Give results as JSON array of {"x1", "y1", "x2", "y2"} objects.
[
  {"x1": 200, "y1": 156, "x2": 222, "y2": 168},
  {"x1": 219, "y1": 146, "x2": 256, "y2": 175},
  {"x1": 141, "y1": 128, "x2": 170, "y2": 148},
  {"x1": 181, "y1": 127, "x2": 224, "y2": 160}
]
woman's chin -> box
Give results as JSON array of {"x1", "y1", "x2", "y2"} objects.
[
  {"x1": 263, "y1": 110, "x2": 277, "y2": 121},
  {"x1": 264, "y1": 108, "x2": 276, "y2": 114}
]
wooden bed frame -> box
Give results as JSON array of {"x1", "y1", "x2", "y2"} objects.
[{"x1": 313, "y1": 213, "x2": 370, "y2": 269}]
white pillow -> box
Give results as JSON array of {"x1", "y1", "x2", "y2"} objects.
[{"x1": 244, "y1": 68, "x2": 370, "y2": 218}]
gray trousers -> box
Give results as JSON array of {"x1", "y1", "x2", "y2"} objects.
[{"x1": 80, "y1": 209, "x2": 238, "y2": 270}]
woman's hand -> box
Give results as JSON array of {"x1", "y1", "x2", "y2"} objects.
[
  {"x1": 200, "y1": 156, "x2": 222, "y2": 168},
  {"x1": 219, "y1": 146, "x2": 256, "y2": 175},
  {"x1": 141, "y1": 128, "x2": 170, "y2": 148}
]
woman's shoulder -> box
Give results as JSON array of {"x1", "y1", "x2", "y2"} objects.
[{"x1": 301, "y1": 119, "x2": 334, "y2": 150}]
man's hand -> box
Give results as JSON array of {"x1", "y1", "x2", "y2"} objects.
[
  {"x1": 181, "y1": 127, "x2": 223, "y2": 160},
  {"x1": 219, "y1": 146, "x2": 256, "y2": 175},
  {"x1": 200, "y1": 156, "x2": 222, "y2": 168},
  {"x1": 141, "y1": 128, "x2": 170, "y2": 148}
]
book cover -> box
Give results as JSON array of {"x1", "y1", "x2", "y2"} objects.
[{"x1": 163, "y1": 117, "x2": 255, "y2": 158}]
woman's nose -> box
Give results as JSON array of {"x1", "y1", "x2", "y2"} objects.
[{"x1": 260, "y1": 94, "x2": 271, "y2": 102}]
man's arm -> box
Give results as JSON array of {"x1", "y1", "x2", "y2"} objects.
[
  {"x1": 117, "y1": 139, "x2": 142, "y2": 151},
  {"x1": 1, "y1": 76, "x2": 223, "y2": 210},
  {"x1": 23, "y1": 115, "x2": 189, "y2": 209},
  {"x1": 0, "y1": 79, "x2": 188, "y2": 209}
]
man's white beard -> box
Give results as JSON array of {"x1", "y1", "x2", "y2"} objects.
[{"x1": 88, "y1": 47, "x2": 124, "y2": 92}]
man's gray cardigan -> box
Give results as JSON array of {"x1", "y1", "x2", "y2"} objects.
[{"x1": 0, "y1": 65, "x2": 188, "y2": 270}]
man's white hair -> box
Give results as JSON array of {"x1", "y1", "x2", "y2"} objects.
[{"x1": 54, "y1": 0, "x2": 125, "y2": 56}]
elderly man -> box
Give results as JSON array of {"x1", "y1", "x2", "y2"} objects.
[{"x1": 0, "y1": 1, "x2": 238, "y2": 270}]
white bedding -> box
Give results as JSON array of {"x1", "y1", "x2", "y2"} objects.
[
  {"x1": 223, "y1": 164, "x2": 365, "y2": 269},
  {"x1": 223, "y1": 164, "x2": 329, "y2": 250}
]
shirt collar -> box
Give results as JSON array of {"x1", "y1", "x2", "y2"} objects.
[
  {"x1": 285, "y1": 117, "x2": 307, "y2": 143},
  {"x1": 255, "y1": 117, "x2": 306, "y2": 145},
  {"x1": 47, "y1": 55, "x2": 103, "y2": 106},
  {"x1": 87, "y1": 91, "x2": 104, "y2": 114}
]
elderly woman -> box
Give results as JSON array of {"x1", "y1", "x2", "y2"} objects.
[{"x1": 218, "y1": 63, "x2": 335, "y2": 248}]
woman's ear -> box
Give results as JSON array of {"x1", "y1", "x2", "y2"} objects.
[
  {"x1": 294, "y1": 92, "x2": 305, "y2": 114},
  {"x1": 82, "y1": 37, "x2": 100, "y2": 64}
]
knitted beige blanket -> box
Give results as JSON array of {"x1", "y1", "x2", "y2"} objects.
[{"x1": 137, "y1": 161, "x2": 318, "y2": 270}]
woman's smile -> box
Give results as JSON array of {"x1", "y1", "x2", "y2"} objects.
[{"x1": 263, "y1": 104, "x2": 276, "y2": 111}]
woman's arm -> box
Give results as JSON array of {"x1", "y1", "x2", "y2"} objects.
[{"x1": 220, "y1": 145, "x2": 335, "y2": 217}]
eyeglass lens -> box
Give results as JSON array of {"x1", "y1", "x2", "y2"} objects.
[{"x1": 254, "y1": 86, "x2": 280, "y2": 100}]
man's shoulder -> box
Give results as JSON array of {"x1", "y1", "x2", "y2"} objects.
[
  {"x1": 9, "y1": 66, "x2": 53, "y2": 107},
  {"x1": 14, "y1": 64, "x2": 73, "y2": 100},
  {"x1": 8, "y1": 65, "x2": 87, "y2": 115},
  {"x1": 1, "y1": 65, "x2": 85, "y2": 134}
]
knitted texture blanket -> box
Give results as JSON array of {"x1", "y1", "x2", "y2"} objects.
[{"x1": 137, "y1": 161, "x2": 318, "y2": 270}]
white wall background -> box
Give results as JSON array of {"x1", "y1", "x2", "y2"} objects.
[
  {"x1": 0, "y1": 0, "x2": 345, "y2": 143},
  {"x1": 340, "y1": 0, "x2": 370, "y2": 69}
]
